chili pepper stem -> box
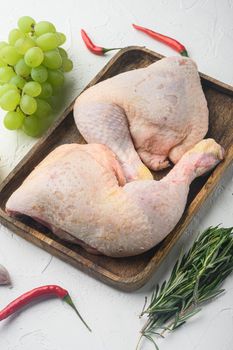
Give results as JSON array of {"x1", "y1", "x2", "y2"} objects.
[
  {"x1": 180, "y1": 49, "x2": 188, "y2": 57},
  {"x1": 63, "y1": 294, "x2": 92, "y2": 332}
]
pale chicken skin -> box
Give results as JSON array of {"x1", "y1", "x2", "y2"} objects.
[
  {"x1": 74, "y1": 56, "x2": 208, "y2": 182},
  {"x1": 6, "y1": 139, "x2": 223, "y2": 257}
]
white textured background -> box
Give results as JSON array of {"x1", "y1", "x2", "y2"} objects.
[{"x1": 0, "y1": 1, "x2": 233, "y2": 349}]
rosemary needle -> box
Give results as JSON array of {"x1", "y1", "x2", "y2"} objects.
[{"x1": 138, "y1": 226, "x2": 233, "y2": 349}]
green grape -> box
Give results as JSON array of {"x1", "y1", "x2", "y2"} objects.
[
  {"x1": 0, "y1": 83, "x2": 18, "y2": 97},
  {"x1": 24, "y1": 47, "x2": 44, "y2": 67},
  {"x1": 22, "y1": 115, "x2": 41, "y2": 137},
  {"x1": 35, "y1": 98, "x2": 52, "y2": 117},
  {"x1": 39, "y1": 122, "x2": 50, "y2": 135},
  {"x1": 0, "y1": 66, "x2": 16, "y2": 83},
  {"x1": 8, "y1": 29, "x2": 25, "y2": 45},
  {"x1": 61, "y1": 58, "x2": 73, "y2": 72},
  {"x1": 37, "y1": 33, "x2": 60, "y2": 51},
  {"x1": 0, "y1": 90, "x2": 20, "y2": 111},
  {"x1": 20, "y1": 94, "x2": 37, "y2": 115},
  {"x1": 4, "y1": 110, "x2": 25, "y2": 130},
  {"x1": 56, "y1": 32, "x2": 66, "y2": 45},
  {"x1": 39, "y1": 82, "x2": 53, "y2": 98},
  {"x1": 47, "y1": 69, "x2": 64, "y2": 87},
  {"x1": 16, "y1": 106, "x2": 26, "y2": 122},
  {"x1": 23, "y1": 81, "x2": 41, "y2": 97},
  {"x1": 31, "y1": 65, "x2": 48, "y2": 83},
  {"x1": 37, "y1": 113, "x2": 54, "y2": 133},
  {"x1": 14, "y1": 37, "x2": 35, "y2": 55},
  {"x1": 58, "y1": 47, "x2": 68, "y2": 58},
  {"x1": 0, "y1": 59, "x2": 7, "y2": 67},
  {"x1": 43, "y1": 50, "x2": 62, "y2": 69},
  {"x1": 0, "y1": 41, "x2": 8, "y2": 50},
  {"x1": 0, "y1": 45, "x2": 22, "y2": 65},
  {"x1": 14, "y1": 58, "x2": 31, "y2": 77},
  {"x1": 34, "y1": 21, "x2": 56, "y2": 36},
  {"x1": 29, "y1": 34, "x2": 38, "y2": 44},
  {"x1": 18, "y1": 16, "x2": 35, "y2": 33},
  {"x1": 10, "y1": 75, "x2": 26, "y2": 89}
]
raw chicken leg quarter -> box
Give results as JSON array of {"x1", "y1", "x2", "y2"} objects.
[
  {"x1": 74, "y1": 56, "x2": 209, "y2": 181},
  {"x1": 6, "y1": 139, "x2": 224, "y2": 257}
]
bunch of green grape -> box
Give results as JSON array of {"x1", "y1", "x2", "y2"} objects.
[{"x1": 0, "y1": 16, "x2": 73, "y2": 137}]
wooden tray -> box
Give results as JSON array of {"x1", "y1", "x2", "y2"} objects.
[{"x1": 0, "y1": 47, "x2": 233, "y2": 291}]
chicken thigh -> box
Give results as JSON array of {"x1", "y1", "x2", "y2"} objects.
[
  {"x1": 74, "y1": 56, "x2": 208, "y2": 181},
  {"x1": 6, "y1": 139, "x2": 223, "y2": 257}
]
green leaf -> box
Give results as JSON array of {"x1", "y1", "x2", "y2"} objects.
[
  {"x1": 144, "y1": 334, "x2": 160, "y2": 350},
  {"x1": 179, "y1": 307, "x2": 202, "y2": 322},
  {"x1": 199, "y1": 289, "x2": 225, "y2": 303}
]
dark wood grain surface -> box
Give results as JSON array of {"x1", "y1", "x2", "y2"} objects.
[{"x1": 0, "y1": 46, "x2": 232, "y2": 291}]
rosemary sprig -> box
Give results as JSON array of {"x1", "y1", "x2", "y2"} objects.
[{"x1": 138, "y1": 226, "x2": 233, "y2": 349}]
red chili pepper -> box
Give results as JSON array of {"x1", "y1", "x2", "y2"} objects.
[
  {"x1": 132, "y1": 23, "x2": 188, "y2": 57},
  {"x1": 81, "y1": 29, "x2": 121, "y2": 56},
  {"x1": 0, "y1": 285, "x2": 91, "y2": 331}
]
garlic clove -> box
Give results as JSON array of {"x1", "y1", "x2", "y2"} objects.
[{"x1": 0, "y1": 264, "x2": 11, "y2": 285}]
